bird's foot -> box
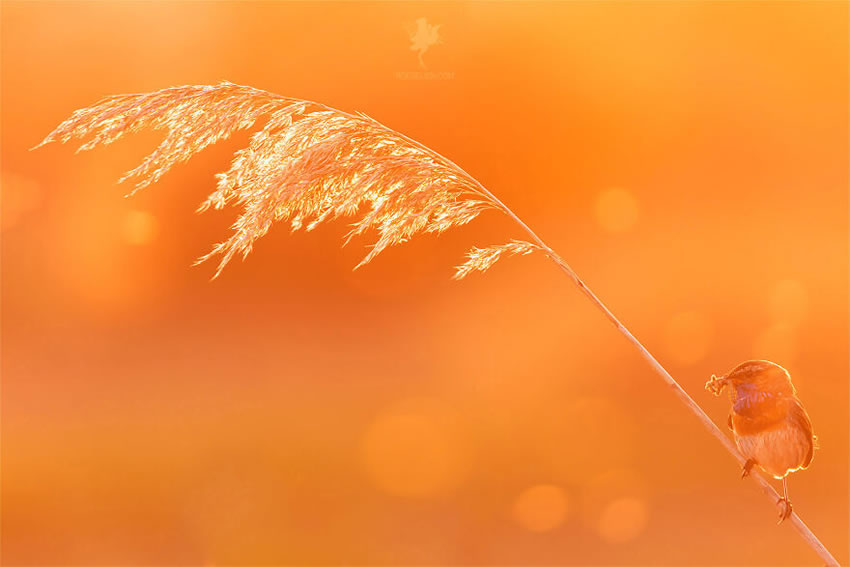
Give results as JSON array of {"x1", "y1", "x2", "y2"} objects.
[
  {"x1": 741, "y1": 459, "x2": 756, "y2": 479},
  {"x1": 777, "y1": 498, "x2": 793, "y2": 524}
]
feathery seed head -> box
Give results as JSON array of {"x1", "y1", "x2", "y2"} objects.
[{"x1": 36, "y1": 82, "x2": 539, "y2": 279}]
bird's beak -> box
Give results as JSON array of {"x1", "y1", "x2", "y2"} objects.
[{"x1": 705, "y1": 374, "x2": 729, "y2": 396}]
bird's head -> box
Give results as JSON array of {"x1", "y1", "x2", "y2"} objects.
[{"x1": 705, "y1": 360, "x2": 796, "y2": 399}]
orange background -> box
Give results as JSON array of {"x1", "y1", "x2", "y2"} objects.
[{"x1": 1, "y1": 1, "x2": 848, "y2": 565}]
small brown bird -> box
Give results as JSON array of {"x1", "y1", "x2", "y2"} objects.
[{"x1": 705, "y1": 360, "x2": 816, "y2": 523}]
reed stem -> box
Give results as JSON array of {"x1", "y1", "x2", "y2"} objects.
[
  {"x1": 37, "y1": 83, "x2": 840, "y2": 566},
  {"x1": 350, "y1": 110, "x2": 839, "y2": 565},
  {"x1": 484, "y1": 194, "x2": 840, "y2": 567}
]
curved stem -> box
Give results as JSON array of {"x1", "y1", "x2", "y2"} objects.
[
  {"x1": 216, "y1": 87, "x2": 842, "y2": 564},
  {"x1": 373, "y1": 103, "x2": 842, "y2": 561},
  {"x1": 368, "y1": 104, "x2": 837, "y2": 564},
  {"x1": 53, "y1": 82, "x2": 837, "y2": 565},
  {"x1": 486, "y1": 192, "x2": 839, "y2": 566}
]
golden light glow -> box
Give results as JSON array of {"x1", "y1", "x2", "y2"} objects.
[
  {"x1": 1, "y1": 171, "x2": 42, "y2": 230},
  {"x1": 121, "y1": 210, "x2": 158, "y2": 245},
  {"x1": 50, "y1": 192, "x2": 139, "y2": 312},
  {"x1": 360, "y1": 399, "x2": 466, "y2": 498},
  {"x1": 594, "y1": 188, "x2": 639, "y2": 233},
  {"x1": 768, "y1": 279, "x2": 809, "y2": 325},
  {"x1": 513, "y1": 484, "x2": 570, "y2": 532},
  {"x1": 596, "y1": 497, "x2": 649, "y2": 543},
  {"x1": 551, "y1": 398, "x2": 637, "y2": 484},
  {"x1": 3, "y1": 2, "x2": 846, "y2": 564},
  {"x1": 663, "y1": 310, "x2": 713, "y2": 366},
  {"x1": 753, "y1": 323, "x2": 797, "y2": 362}
]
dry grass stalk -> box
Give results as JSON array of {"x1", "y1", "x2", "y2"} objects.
[
  {"x1": 36, "y1": 82, "x2": 839, "y2": 566},
  {"x1": 452, "y1": 240, "x2": 539, "y2": 280},
  {"x1": 35, "y1": 81, "x2": 538, "y2": 278}
]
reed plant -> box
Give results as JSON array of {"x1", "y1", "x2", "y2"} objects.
[{"x1": 36, "y1": 82, "x2": 839, "y2": 566}]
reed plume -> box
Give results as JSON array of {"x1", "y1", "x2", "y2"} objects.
[
  {"x1": 36, "y1": 82, "x2": 839, "y2": 566},
  {"x1": 35, "y1": 81, "x2": 539, "y2": 278}
]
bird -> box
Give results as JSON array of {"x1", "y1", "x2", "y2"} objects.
[{"x1": 705, "y1": 360, "x2": 816, "y2": 523}]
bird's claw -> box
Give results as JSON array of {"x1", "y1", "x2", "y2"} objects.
[
  {"x1": 777, "y1": 498, "x2": 793, "y2": 524},
  {"x1": 741, "y1": 459, "x2": 756, "y2": 479}
]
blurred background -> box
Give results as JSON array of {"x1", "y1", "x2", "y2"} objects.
[{"x1": 1, "y1": 1, "x2": 847, "y2": 565}]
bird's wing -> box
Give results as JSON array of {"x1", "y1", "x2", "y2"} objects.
[{"x1": 789, "y1": 397, "x2": 815, "y2": 468}]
